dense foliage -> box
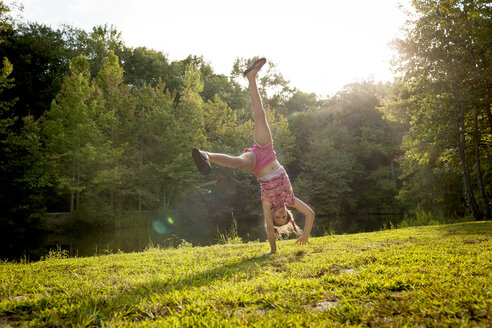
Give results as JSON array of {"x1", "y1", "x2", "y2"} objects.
[
  {"x1": 0, "y1": 0, "x2": 490, "y2": 258},
  {"x1": 383, "y1": 0, "x2": 491, "y2": 220}
]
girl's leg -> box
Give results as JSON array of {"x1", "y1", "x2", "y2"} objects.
[
  {"x1": 194, "y1": 60, "x2": 269, "y2": 174},
  {"x1": 207, "y1": 151, "x2": 254, "y2": 170},
  {"x1": 245, "y1": 60, "x2": 273, "y2": 147}
]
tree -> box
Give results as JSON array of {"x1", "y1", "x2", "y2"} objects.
[
  {"x1": 281, "y1": 90, "x2": 319, "y2": 116},
  {"x1": 124, "y1": 81, "x2": 176, "y2": 216},
  {"x1": 289, "y1": 81, "x2": 404, "y2": 232},
  {"x1": 90, "y1": 50, "x2": 131, "y2": 221},
  {"x1": 0, "y1": 2, "x2": 49, "y2": 258},
  {"x1": 293, "y1": 113, "x2": 356, "y2": 223},
  {"x1": 120, "y1": 46, "x2": 170, "y2": 88},
  {"x1": 63, "y1": 24, "x2": 126, "y2": 78},
  {"x1": 231, "y1": 57, "x2": 295, "y2": 111},
  {"x1": 0, "y1": 22, "x2": 71, "y2": 120},
  {"x1": 42, "y1": 55, "x2": 104, "y2": 215},
  {"x1": 388, "y1": 0, "x2": 491, "y2": 220}
]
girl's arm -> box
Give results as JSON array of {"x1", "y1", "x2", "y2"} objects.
[
  {"x1": 262, "y1": 200, "x2": 277, "y2": 254},
  {"x1": 292, "y1": 197, "x2": 315, "y2": 245}
]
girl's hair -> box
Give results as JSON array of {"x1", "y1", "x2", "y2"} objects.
[{"x1": 272, "y1": 209, "x2": 303, "y2": 240}]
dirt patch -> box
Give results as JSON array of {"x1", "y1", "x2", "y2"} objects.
[
  {"x1": 235, "y1": 307, "x2": 268, "y2": 318},
  {"x1": 312, "y1": 300, "x2": 339, "y2": 311},
  {"x1": 310, "y1": 264, "x2": 356, "y2": 278},
  {"x1": 0, "y1": 315, "x2": 20, "y2": 328},
  {"x1": 330, "y1": 264, "x2": 355, "y2": 275},
  {"x1": 9, "y1": 296, "x2": 29, "y2": 302},
  {"x1": 463, "y1": 238, "x2": 488, "y2": 244}
]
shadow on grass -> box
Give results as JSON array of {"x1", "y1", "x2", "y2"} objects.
[
  {"x1": 107, "y1": 253, "x2": 272, "y2": 311},
  {"x1": 2, "y1": 249, "x2": 310, "y2": 324},
  {"x1": 0, "y1": 254, "x2": 273, "y2": 325},
  {"x1": 432, "y1": 221, "x2": 492, "y2": 236}
]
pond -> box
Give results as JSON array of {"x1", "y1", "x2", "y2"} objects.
[
  {"x1": 5, "y1": 212, "x2": 402, "y2": 261},
  {"x1": 38, "y1": 218, "x2": 222, "y2": 260}
]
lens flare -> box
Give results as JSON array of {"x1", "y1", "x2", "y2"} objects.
[
  {"x1": 207, "y1": 189, "x2": 212, "y2": 194},
  {"x1": 167, "y1": 217, "x2": 174, "y2": 225},
  {"x1": 152, "y1": 220, "x2": 167, "y2": 234}
]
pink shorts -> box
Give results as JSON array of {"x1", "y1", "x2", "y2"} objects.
[
  {"x1": 257, "y1": 167, "x2": 295, "y2": 211},
  {"x1": 244, "y1": 141, "x2": 277, "y2": 174}
]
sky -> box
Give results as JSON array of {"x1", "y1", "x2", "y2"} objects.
[{"x1": 7, "y1": 0, "x2": 410, "y2": 97}]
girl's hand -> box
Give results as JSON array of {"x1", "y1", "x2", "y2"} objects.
[{"x1": 296, "y1": 235, "x2": 310, "y2": 245}]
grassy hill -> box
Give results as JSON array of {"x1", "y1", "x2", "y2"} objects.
[{"x1": 1, "y1": 221, "x2": 491, "y2": 327}]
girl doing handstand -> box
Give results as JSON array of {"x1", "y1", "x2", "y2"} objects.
[{"x1": 192, "y1": 58, "x2": 315, "y2": 254}]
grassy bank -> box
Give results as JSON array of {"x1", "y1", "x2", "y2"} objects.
[{"x1": 1, "y1": 221, "x2": 491, "y2": 327}]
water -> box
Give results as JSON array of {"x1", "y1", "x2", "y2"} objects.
[
  {"x1": 46, "y1": 226, "x2": 155, "y2": 257},
  {"x1": 6, "y1": 213, "x2": 402, "y2": 261}
]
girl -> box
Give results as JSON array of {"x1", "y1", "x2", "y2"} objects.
[{"x1": 192, "y1": 58, "x2": 315, "y2": 254}]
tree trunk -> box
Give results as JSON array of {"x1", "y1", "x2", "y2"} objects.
[
  {"x1": 76, "y1": 181, "x2": 80, "y2": 211},
  {"x1": 70, "y1": 191, "x2": 74, "y2": 214},
  {"x1": 110, "y1": 190, "x2": 114, "y2": 212},
  {"x1": 70, "y1": 163, "x2": 75, "y2": 214},
  {"x1": 138, "y1": 108, "x2": 144, "y2": 219},
  {"x1": 76, "y1": 137, "x2": 80, "y2": 212},
  {"x1": 473, "y1": 107, "x2": 491, "y2": 219},
  {"x1": 138, "y1": 143, "x2": 143, "y2": 219},
  {"x1": 453, "y1": 99, "x2": 482, "y2": 220},
  {"x1": 138, "y1": 185, "x2": 142, "y2": 219},
  {"x1": 390, "y1": 155, "x2": 396, "y2": 188},
  {"x1": 484, "y1": 105, "x2": 492, "y2": 132},
  {"x1": 110, "y1": 122, "x2": 115, "y2": 212}
]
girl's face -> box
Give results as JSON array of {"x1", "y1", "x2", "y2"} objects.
[{"x1": 273, "y1": 205, "x2": 288, "y2": 226}]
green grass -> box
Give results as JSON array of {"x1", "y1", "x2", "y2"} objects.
[{"x1": 1, "y1": 221, "x2": 491, "y2": 327}]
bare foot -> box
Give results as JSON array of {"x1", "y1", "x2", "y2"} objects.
[{"x1": 243, "y1": 58, "x2": 266, "y2": 79}]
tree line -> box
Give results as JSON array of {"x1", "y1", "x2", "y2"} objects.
[
  {"x1": 383, "y1": 0, "x2": 491, "y2": 221},
  {"x1": 0, "y1": 0, "x2": 490, "y2": 258}
]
